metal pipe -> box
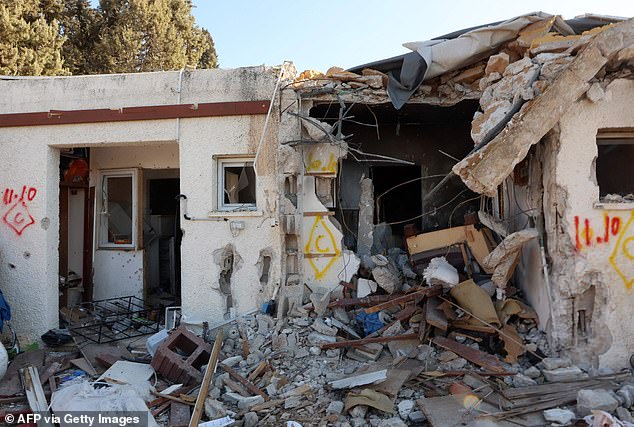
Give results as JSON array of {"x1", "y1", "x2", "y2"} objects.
[
  {"x1": 253, "y1": 61, "x2": 290, "y2": 176},
  {"x1": 176, "y1": 194, "x2": 227, "y2": 222}
]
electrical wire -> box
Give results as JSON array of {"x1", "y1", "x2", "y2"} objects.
[{"x1": 385, "y1": 189, "x2": 468, "y2": 226}]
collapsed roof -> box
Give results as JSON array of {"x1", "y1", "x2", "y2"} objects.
[{"x1": 292, "y1": 12, "x2": 634, "y2": 197}]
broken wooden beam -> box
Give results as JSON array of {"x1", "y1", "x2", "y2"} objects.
[
  {"x1": 364, "y1": 285, "x2": 442, "y2": 314},
  {"x1": 188, "y1": 329, "x2": 223, "y2": 427},
  {"x1": 432, "y1": 336, "x2": 506, "y2": 373},
  {"x1": 320, "y1": 333, "x2": 419, "y2": 350},
  {"x1": 328, "y1": 294, "x2": 394, "y2": 309},
  {"x1": 221, "y1": 364, "x2": 268, "y2": 400}
]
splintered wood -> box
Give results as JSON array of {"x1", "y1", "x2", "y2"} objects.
[{"x1": 432, "y1": 337, "x2": 506, "y2": 373}]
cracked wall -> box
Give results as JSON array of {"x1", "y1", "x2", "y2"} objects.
[{"x1": 546, "y1": 78, "x2": 634, "y2": 369}]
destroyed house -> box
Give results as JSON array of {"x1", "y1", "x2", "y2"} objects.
[{"x1": 1, "y1": 11, "x2": 634, "y2": 374}]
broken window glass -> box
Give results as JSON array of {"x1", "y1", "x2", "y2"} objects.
[
  {"x1": 100, "y1": 171, "x2": 137, "y2": 247},
  {"x1": 220, "y1": 161, "x2": 256, "y2": 210}
]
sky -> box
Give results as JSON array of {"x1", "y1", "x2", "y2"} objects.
[{"x1": 192, "y1": 0, "x2": 634, "y2": 72}]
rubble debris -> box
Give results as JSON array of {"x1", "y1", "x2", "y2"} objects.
[
  {"x1": 577, "y1": 389, "x2": 620, "y2": 417},
  {"x1": 344, "y1": 388, "x2": 395, "y2": 414},
  {"x1": 423, "y1": 257, "x2": 459, "y2": 289},
  {"x1": 432, "y1": 337, "x2": 506, "y2": 373},
  {"x1": 482, "y1": 229, "x2": 539, "y2": 290},
  {"x1": 543, "y1": 408, "x2": 576, "y2": 424},
  {"x1": 329, "y1": 369, "x2": 388, "y2": 389},
  {"x1": 449, "y1": 279, "x2": 501, "y2": 327},
  {"x1": 150, "y1": 326, "x2": 212, "y2": 384}
]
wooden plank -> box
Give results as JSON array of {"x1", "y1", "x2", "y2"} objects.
[
  {"x1": 425, "y1": 297, "x2": 448, "y2": 331},
  {"x1": 328, "y1": 294, "x2": 393, "y2": 309},
  {"x1": 151, "y1": 400, "x2": 171, "y2": 417},
  {"x1": 221, "y1": 364, "x2": 268, "y2": 400},
  {"x1": 432, "y1": 337, "x2": 505, "y2": 373},
  {"x1": 169, "y1": 402, "x2": 190, "y2": 427},
  {"x1": 406, "y1": 225, "x2": 492, "y2": 271},
  {"x1": 321, "y1": 334, "x2": 419, "y2": 350},
  {"x1": 223, "y1": 377, "x2": 250, "y2": 397},
  {"x1": 188, "y1": 329, "x2": 223, "y2": 427},
  {"x1": 0, "y1": 101, "x2": 271, "y2": 128},
  {"x1": 21, "y1": 367, "x2": 53, "y2": 426},
  {"x1": 364, "y1": 285, "x2": 442, "y2": 314}
]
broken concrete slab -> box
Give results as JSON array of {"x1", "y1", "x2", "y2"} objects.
[
  {"x1": 482, "y1": 229, "x2": 539, "y2": 289},
  {"x1": 454, "y1": 18, "x2": 634, "y2": 196},
  {"x1": 329, "y1": 369, "x2": 388, "y2": 389},
  {"x1": 577, "y1": 388, "x2": 619, "y2": 416},
  {"x1": 543, "y1": 408, "x2": 575, "y2": 425},
  {"x1": 542, "y1": 366, "x2": 584, "y2": 382}
]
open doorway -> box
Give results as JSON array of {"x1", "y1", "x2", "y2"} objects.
[
  {"x1": 58, "y1": 148, "x2": 93, "y2": 313},
  {"x1": 144, "y1": 171, "x2": 182, "y2": 309},
  {"x1": 372, "y1": 165, "x2": 422, "y2": 239}
]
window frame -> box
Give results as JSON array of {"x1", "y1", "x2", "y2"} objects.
[
  {"x1": 595, "y1": 130, "x2": 634, "y2": 206},
  {"x1": 217, "y1": 157, "x2": 257, "y2": 212},
  {"x1": 98, "y1": 168, "x2": 139, "y2": 250}
]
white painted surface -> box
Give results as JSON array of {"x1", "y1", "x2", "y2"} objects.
[
  {"x1": 0, "y1": 67, "x2": 283, "y2": 341},
  {"x1": 551, "y1": 79, "x2": 634, "y2": 369}
]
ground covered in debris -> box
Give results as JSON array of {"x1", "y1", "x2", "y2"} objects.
[{"x1": 3, "y1": 263, "x2": 634, "y2": 427}]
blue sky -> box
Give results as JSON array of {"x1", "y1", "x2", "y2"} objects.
[{"x1": 192, "y1": 0, "x2": 634, "y2": 72}]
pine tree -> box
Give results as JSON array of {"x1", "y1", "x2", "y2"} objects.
[
  {"x1": 0, "y1": 0, "x2": 67, "y2": 75},
  {"x1": 91, "y1": 0, "x2": 217, "y2": 73},
  {"x1": 0, "y1": 0, "x2": 218, "y2": 76}
]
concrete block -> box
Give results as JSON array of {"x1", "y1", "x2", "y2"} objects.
[
  {"x1": 150, "y1": 327, "x2": 211, "y2": 385},
  {"x1": 577, "y1": 389, "x2": 619, "y2": 417},
  {"x1": 541, "y1": 357, "x2": 572, "y2": 370},
  {"x1": 542, "y1": 366, "x2": 583, "y2": 382}
]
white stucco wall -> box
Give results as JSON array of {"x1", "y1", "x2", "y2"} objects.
[
  {"x1": 0, "y1": 67, "x2": 283, "y2": 340},
  {"x1": 552, "y1": 78, "x2": 634, "y2": 369}
]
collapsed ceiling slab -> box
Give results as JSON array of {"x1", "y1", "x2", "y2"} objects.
[{"x1": 453, "y1": 17, "x2": 634, "y2": 197}]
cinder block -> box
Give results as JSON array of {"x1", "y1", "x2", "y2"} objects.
[{"x1": 150, "y1": 327, "x2": 211, "y2": 384}]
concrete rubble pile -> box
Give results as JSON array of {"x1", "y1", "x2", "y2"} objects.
[{"x1": 3, "y1": 214, "x2": 634, "y2": 427}]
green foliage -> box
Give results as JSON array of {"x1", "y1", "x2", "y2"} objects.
[
  {"x1": 0, "y1": 0, "x2": 67, "y2": 75},
  {"x1": 0, "y1": 0, "x2": 217, "y2": 76}
]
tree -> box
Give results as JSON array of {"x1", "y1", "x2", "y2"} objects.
[
  {"x1": 0, "y1": 0, "x2": 66, "y2": 75},
  {"x1": 87, "y1": 0, "x2": 217, "y2": 74},
  {"x1": 0, "y1": 0, "x2": 218, "y2": 76}
]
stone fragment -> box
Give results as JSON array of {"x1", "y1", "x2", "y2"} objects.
[
  {"x1": 586, "y1": 82, "x2": 605, "y2": 102},
  {"x1": 378, "y1": 417, "x2": 408, "y2": 427},
  {"x1": 372, "y1": 264, "x2": 400, "y2": 294},
  {"x1": 485, "y1": 53, "x2": 510, "y2": 75},
  {"x1": 307, "y1": 332, "x2": 337, "y2": 345},
  {"x1": 397, "y1": 400, "x2": 415, "y2": 419},
  {"x1": 524, "y1": 366, "x2": 541, "y2": 379},
  {"x1": 512, "y1": 373, "x2": 537, "y2": 388},
  {"x1": 204, "y1": 398, "x2": 227, "y2": 419},
  {"x1": 310, "y1": 291, "x2": 331, "y2": 316},
  {"x1": 415, "y1": 345, "x2": 436, "y2": 361},
  {"x1": 543, "y1": 408, "x2": 575, "y2": 425},
  {"x1": 543, "y1": 366, "x2": 584, "y2": 382},
  {"x1": 311, "y1": 317, "x2": 337, "y2": 336},
  {"x1": 577, "y1": 389, "x2": 619, "y2": 417},
  {"x1": 616, "y1": 407, "x2": 634, "y2": 423},
  {"x1": 222, "y1": 392, "x2": 265, "y2": 410},
  {"x1": 408, "y1": 410, "x2": 426, "y2": 424},
  {"x1": 309, "y1": 346, "x2": 321, "y2": 356},
  {"x1": 541, "y1": 357, "x2": 572, "y2": 370},
  {"x1": 243, "y1": 412, "x2": 258, "y2": 427},
  {"x1": 327, "y1": 400, "x2": 345, "y2": 414},
  {"x1": 284, "y1": 395, "x2": 302, "y2": 409},
  {"x1": 220, "y1": 355, "x2": 243, "y2": 368},
  {"x1": 357, "y1": 278, "x2": 378, "y2": 298},
  {"x1": 333, "y1": 307, "x2": 351, "y2": 324},
  {"x1": 349, "y1": 405, "x2": 368, "y2": 418}
]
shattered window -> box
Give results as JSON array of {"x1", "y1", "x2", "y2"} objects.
[
  {"x1": 219, "y1": 160, "x2": 256, "y2": 210},
  {"x1": 596, "y1": 136, "x2": 634, "y2": 201},
  {"x1": 99, "y1": 171, "x2": 137, "y2": 248}
]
